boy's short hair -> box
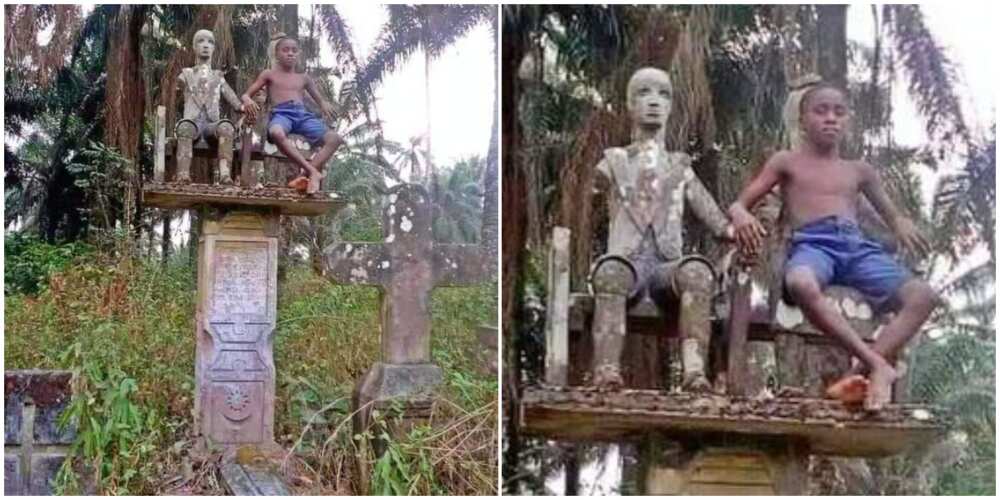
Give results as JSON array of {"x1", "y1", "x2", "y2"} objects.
[
  {"x1": 798, "y1": 82, "x2": 848, "y2": 114},
  {"x1": 275, "y1": 36, "x2": 299, "y2": 51}
]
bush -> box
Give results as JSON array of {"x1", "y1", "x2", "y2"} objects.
[{"x1": 4, "y1": 233, "x2": 92, "y2": 295}]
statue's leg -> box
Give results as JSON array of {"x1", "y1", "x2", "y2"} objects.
[
  {"x1": 175, "y1": 120, "x2": 199, "y2": 183},
  {"x1": 590, "y1": 257, "x2": 636, "y2": 389},
  {"x1": 669, "y1": 258, "x2": 715, "y2": 393},
  {"x1": 215, "y1": 120, "x2": 236, "y2": 185}
]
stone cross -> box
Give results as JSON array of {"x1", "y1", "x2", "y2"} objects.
[{"x1": 323, "y1": 183, "x2": 490, "y2": 421}]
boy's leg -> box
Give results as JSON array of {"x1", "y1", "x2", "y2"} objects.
[
  {"x1": 847, "y1": 279, "x2": 938, "y2": 375},
  {"x1": 269, "y1": 125, "x2": 322, "y2": 186},
  {"x1": 785, "y1": 266, "x2": 897, "y2": 410},
  {"x1": 304, "y1": 131, "x2": 344, "y2": 193}
]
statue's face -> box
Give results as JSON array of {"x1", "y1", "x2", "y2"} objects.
[
  {"x1": 627, "y1": 69, "x2": 672, "y2": 130},
  {"x1": 193, "y1": 31, "x2": 215, "y2": 60}
]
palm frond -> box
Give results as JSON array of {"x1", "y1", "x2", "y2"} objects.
[{"x1": 883, "y1": 4, "x2": 969, "y2": 153}]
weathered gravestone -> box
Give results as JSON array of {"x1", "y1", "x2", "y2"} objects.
[
  {"x1": 4, "y1": 371, "x2": 76, "y2": 495},
  {"x1": 324, "y1": 183, "x2": 491, "y2": 438},
  {"x1": 144, "y1": 27, "x2": 346, "y2": 461},
  {"x1": 194, "y1": 210, "x2": 279, "y2": 450}
]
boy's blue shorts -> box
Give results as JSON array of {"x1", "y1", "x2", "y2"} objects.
[
  {"x1": 267, "y1": 100, "x2": 328, "y2": 146},
  {"x1": 785, "y1": 215, "x2": 911, "y2": 312}
]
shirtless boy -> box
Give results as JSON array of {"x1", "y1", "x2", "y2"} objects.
[
  {"x1": 242, "y1": 37, "x2": 343, "y2": 194},
  {"x1": 728, "y1": 83, "x2": 939, "y2": 411}
]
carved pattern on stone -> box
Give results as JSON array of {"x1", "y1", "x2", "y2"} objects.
[
  {"x1": 211, "y1": 382, "x2": 263, "y2": 443},
  {"x1": 209, "y1": 350, "x2": 267, "y2": 378},
  {"x1": 211, "y1": 243, "x2": 270, "y2": 318}
]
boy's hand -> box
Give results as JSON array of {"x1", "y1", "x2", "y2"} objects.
[
  {"x1": 895, "y1": 218, "x2": 931, "y2": 259},
  {"x1": 731, "y1": 208, "x2": 768, "y2": 257},
  {"x1": 321, "y1": 102, "x2": 337, "y2": 122},
  {"x1": 241, "y1": 96, "x2": 260, "y2": 123}
]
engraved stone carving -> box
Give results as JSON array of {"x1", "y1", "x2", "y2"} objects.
[
  {"x1": 196, "y1": 212, "x2": 277, "y2": 451},
  {"x1": 324, "y1": 184, "x2": 491, "y2": 439}
]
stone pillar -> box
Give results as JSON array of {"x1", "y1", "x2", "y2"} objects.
[
  {"x1": 641, "y1": 438, "x2": 809, "y2": 495},
  {"x1": 194, "y1": 209, "x2": 280, "y2": 454}
]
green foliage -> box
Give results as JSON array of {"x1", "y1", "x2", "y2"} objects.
[
  {"x1": 5, "y1": 249, "x2": 497, "y2": 494},
  {"x1": 369, "y1": 416, "x2": 443, "y2": 495},
  {"x1": 4, "y1": 233, "x2": 92, "y2": 295},
  {"x1": 55, "y1": 341, "x2": 161, "y2": 495},
  {"x1": 432, "y1": 156, "x2": 486, "y2": 244},
  {"x1": 66, "y1": 141, "x2": 134, "y2": 236}
]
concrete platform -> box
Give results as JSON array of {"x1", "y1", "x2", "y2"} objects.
[
  {"x1": 520, "y1": 386, "x2": 948, "y2": 457},
  {"x1": 143, "y1": 182, "x2": 346, "y2": 216}
]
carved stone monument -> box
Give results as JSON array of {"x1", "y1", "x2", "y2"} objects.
[
  {"x1": 520, "y1": 68, "x2": 948, "y2": 495},
  {"x1": 4, "y1": 371, "x2": 77, "y2": 495},
  {"x1": 324, "y1": 184, "x2": 490, "y2": 434},
  {"x1": 589, "y1": 67, "x2": 731, "y2": 391},
  {"x1": 143, "y1": 30, "x2": 345, "y2": 461},
  {"x1": 194, "y1": 210, "x2": 278, "y2": 449},
  {"x1": 172, "y1": 29, "x2": 242, "y2": 184}
]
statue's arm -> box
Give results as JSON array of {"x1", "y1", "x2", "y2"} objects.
[
  {"x1": 596, "y1": 148, "x2": 627, "y2": 198},
  {"x1": 684, "y1": 167, "x2": 732, "y2": 240},
  {"x1": 221, "y1": 78, "x2": 242, "y2": 111},
  {"x1": 594, "y1": 157, "x2": 611, "y2": 192},
  {"x1": 174, "y1": 72, "x2": 186, "y2": 112}
]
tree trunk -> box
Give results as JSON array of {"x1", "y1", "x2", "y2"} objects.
[
  {"x1": 280, "y1": 4, "x2": 298, "y2": 39},
  {"x1": 161, "y1": 212, "x2": 171, "y2": 267},
  {"x1": 481, "y1": 17, "x2": 499, "y2": 275},
  {"x1": 563, "y1": 444, "x2": 580, "y2": 495},
  {"x1": 816, "y1": 5, "x2": 848, "y2": 90},
  {"x1": 104, "y1": 4, "x2": 148, "y2": 255},
  {"x1": 501, "y1": 25, "x2": 528, "y2": 491}
]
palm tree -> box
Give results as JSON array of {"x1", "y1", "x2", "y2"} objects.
[
  {"x1": 356, "y1": 5, "x2": 495, "y2": 184},
  {"x1": 430, "y1": 156, "x2": 485, "y2": 244}
]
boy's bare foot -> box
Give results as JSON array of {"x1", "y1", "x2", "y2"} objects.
[
  {"x1": 306, "y1": 174, "x2": 321, "y2": 194},
  {"x1": 826, "y1": 374, "x2": 868, "y2": 404},
  {"x1": 865, "y1": 365, "x2": 898, "y2": 411},
  {"x1": 288, "y1": 176, "x2": 308, "y2": 192},
  {"x1": 303, "y1": 168, "x2": 326, "y2": 194}
]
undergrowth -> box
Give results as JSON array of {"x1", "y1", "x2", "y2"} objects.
[{"x1": 5, "y1": 249, "x2": 498, "y2": 495}]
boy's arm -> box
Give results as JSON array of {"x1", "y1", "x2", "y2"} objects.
[
  {"x1": 240, "y1": 70, "x2": 270, "y2": 122},
  {"x1": 727, "y1": 151, "x2": 785, "y2": 255},
  {"x1": 304, "y1": 75, "x2": 340, "y2": 121},
  {"x1": 859, "y1": 161, "x2": 930, "y2": 258}
]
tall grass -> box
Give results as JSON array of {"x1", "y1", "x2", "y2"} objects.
[{"x1": 5, "y1": 250, "x2": 498, "y2": 495}]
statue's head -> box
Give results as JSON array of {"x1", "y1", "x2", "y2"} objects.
[
  {"x1": 192, "y1": 29, "x2": 215, "y2": 61},
  {"x1": 626, "y1": 67, "x2": 672, "y2": 131}
]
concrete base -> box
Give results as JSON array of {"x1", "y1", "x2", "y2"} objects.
[
  {"x1": 220, "y1": 463, "x2": 291, "y2": 496},
  {"x1": 637, "y1": 440, "x2": 808, "y2": 495},
  {"x1": 352, "y1": 362, "x2": 443, "y2": 453},
  {"x1": 195, "y1": 210, "x2": 280, "y2": 454}
]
